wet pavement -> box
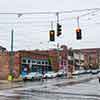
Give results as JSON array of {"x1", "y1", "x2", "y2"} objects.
[{"x1": 0, "y1": 74, "x2": 100, "y2": 100}]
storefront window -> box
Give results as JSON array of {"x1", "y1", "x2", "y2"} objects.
[
  {"x1": 28, "y1": 59, "x2": 30, "y2": 63},
  {"x1": 23, "y1": 59, "x2": 26, "y2": 63}
]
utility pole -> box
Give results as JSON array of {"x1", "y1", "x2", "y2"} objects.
[
  {"x1": 97, "y1": 49, "x2": 100, "y2": 69},
  {"x1": 79, "y1": 50, "x2": 81, "y2": 69},
  {"x1": 8, "y1": 29, "x2": 14, "y2": 81},
  {"x1": 56, "y1": 12, "x2": 60, "y2": 70}
]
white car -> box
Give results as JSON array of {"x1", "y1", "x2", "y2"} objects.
[
  {"x1": 24, "y1": 72, "x2": 42, "y2": 81},
  {"x1": 72, "y1": 70, "x2": 86, "y2": 75},
  {"x1": 91, "y1": 69, "x2": 99, "y2": 74},
  {"x1": 34, "y1": 72, "x2": 43, "y2": 80},
  {"x1": 43, "y1": 71, "x2": 57, "y2": 78},
  {"x1": 56, "y1": 70, "x2": 65, "y2": 77},
  {"x1": 85, "y1": 69, "x2": 91, "y2": 74},
  {"x1": 72, "y1": 70, "x2": 80, "y2": 75},
  {"x1": 23, "y1": 72, "x2": 36, "y2": 80}
]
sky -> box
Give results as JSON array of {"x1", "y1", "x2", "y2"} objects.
[{"x1": 0, "y1": 0, "x2": 100, "y2": 51}]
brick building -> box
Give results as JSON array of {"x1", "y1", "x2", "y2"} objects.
[
  {"x1": 1, "y1": 45, "x2": 100, "y2": 79},
  {"x1": 81, "y1": 48, "x2": 100, "y2": 69},
  {"x1": 73, "y1": 48, "x2": 100, "y2": 69},
  {"x1": 0, "y1": 45, "x2": 68, "y2": 79}
]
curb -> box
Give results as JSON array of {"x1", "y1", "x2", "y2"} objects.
[{"x1": 0, "y1": 78, "x2": 23, "y2": 84}]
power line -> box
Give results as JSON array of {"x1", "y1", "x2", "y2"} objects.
[
  {"x1": 0, "y1": 8, "x2": 99, "y2": 15},
  {"x1": 0, "y1": 8, "x2": 99, "y2": 25}
]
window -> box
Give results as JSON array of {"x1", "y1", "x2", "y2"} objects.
[
  {"x1": 42, "y1": 61, "x2": 44, "y2": 64},
  {"x1": 28, "y1": 60, "x2": 30, "y2": 63},
  {"x1": 37, "y1": 61, "x2": 41, "y2": 64},
  {"x1": 23, "y1": 59, "x2": 26, "y2": 63},
  {"x1": 45, "y1": 61, "x2": 48, "y2": 65},
  {"x1": 68, "y1": 60, "x2": 73, "y2": 64},
  {"x1": 32, "y1": 60, "x2": 36, "y2": 63}
]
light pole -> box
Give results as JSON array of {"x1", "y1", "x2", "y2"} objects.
[{"x1": 8, "y1": 29, "x2": 14, "y2": 81}]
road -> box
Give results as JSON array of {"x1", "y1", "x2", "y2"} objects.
[{"x1": 0, "y1": 74, "x2": 100, "y2": 100}]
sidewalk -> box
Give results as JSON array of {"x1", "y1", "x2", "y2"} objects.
[
  {"x1": 0, "y1": 77, "x2": 23, "y2": 83},
  {"x1": 0, "y1": 77, "x2": 24, "y2": 90}
]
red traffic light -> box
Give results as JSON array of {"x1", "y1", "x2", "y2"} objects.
[
  {"x1": 76, "y1": 28, "x2": 82, "y2": 40},
  {"x1": 76, "y1": 28, "x2": 81, "y2": 33}
]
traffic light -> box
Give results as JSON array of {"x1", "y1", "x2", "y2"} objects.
[
  {"x1": 49, "y1": 30, "x2": 55, "y2": 41},
  {"x1": 76, "y1": 28, "x2": 82, "y2": 40},
  {"x1": 57, "y1": 23, "x2": 62, "y2": 37}
]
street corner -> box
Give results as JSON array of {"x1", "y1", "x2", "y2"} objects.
[{"x1": 0, "y1": 80, "x2": 10, "y2": 84}]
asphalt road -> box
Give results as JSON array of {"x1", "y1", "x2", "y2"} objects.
[{"x1": 0, "y1": 74, "x2": 99, "y2": 100}]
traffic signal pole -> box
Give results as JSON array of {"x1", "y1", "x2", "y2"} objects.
[
  {"x1": 56, "y1": 12, "x2": 60, "y2": 70},
  {"x1": 8, "y1": 29, "x2": 14, "y2": 81},
  {"x1": 56, "y1": 12, "x2": 62, "y2": 73}
]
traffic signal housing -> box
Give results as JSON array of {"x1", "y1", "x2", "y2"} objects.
[
  {"x1": 76, "y1": 28, "x2": 82, "y2": 40},
  {"x1": 57, "y1": 23, "x2": 62, "y2": 37},
  {"x1": 49, "y1": 30, "x2": 55, "y2": 41}
]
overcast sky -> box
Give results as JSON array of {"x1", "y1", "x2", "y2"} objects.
[{"x1": 0, "y1": 0, "x2": 100, "y2": 51}]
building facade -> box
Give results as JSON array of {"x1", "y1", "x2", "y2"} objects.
[
  {"x1": 81, "y1": 48, "x2": 100, "y2": 69},
  {"x1": 1, "y1": 46, "x2": 100, "y2": 79},
  {"x1": 0, "y1": 45, "x2": 68, "y2": 79}
]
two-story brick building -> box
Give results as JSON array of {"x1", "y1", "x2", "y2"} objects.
[
  {"x1": 0, "y1": 45, "x2": 68, "y2": 79},
  {"x1": 81, "y1": 48, "x2": 100, "y2": 69}
]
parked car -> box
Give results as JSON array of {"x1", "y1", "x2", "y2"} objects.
[
  {"x1": 56, "y1": 70, "x2": 67, "y2": 77},
  {"x1": 72, "y1": 70, "x2": 80, "y2": 75},
  {"x1": 23, "y1": 72, "x2": 36, "y2": 81},
  {"x1": 91, "y1": 69, "x2": 99, "y2": 74},
  {"x1": 20, "y1": 71, "x2": 28, "y2": 80},
  {"x1": 72, "y1": 70, "x2": 86, "y2": 75},
  {"x1": 56, "y1": 70, "x2": 64, "y2": 77},
  {"x1": 34, "y1": 72, "x2": 43, "y2": 80},
  {"x1": 23, "y1": 72, "x2": 42, "y2": 81},
  {"x1": 85, "y1": 69, "x2": 91, "y2": 74},
  {"x1": 43, "y1": 71, "x2": 57, "y2": 79},
  {"x1": 98, "y1": 68, "x2": 100, "y2": 73}
]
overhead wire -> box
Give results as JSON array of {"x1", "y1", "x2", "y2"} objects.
[
  {"x1": 0, "y1": 8, "x2": 99, "y2": 15},
  {"x1": 0, "y1": 8, "x2": 99, "y2": 25},
  {"x1": 0, "y1": 8, "x2": 100, "y2": 50}
]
